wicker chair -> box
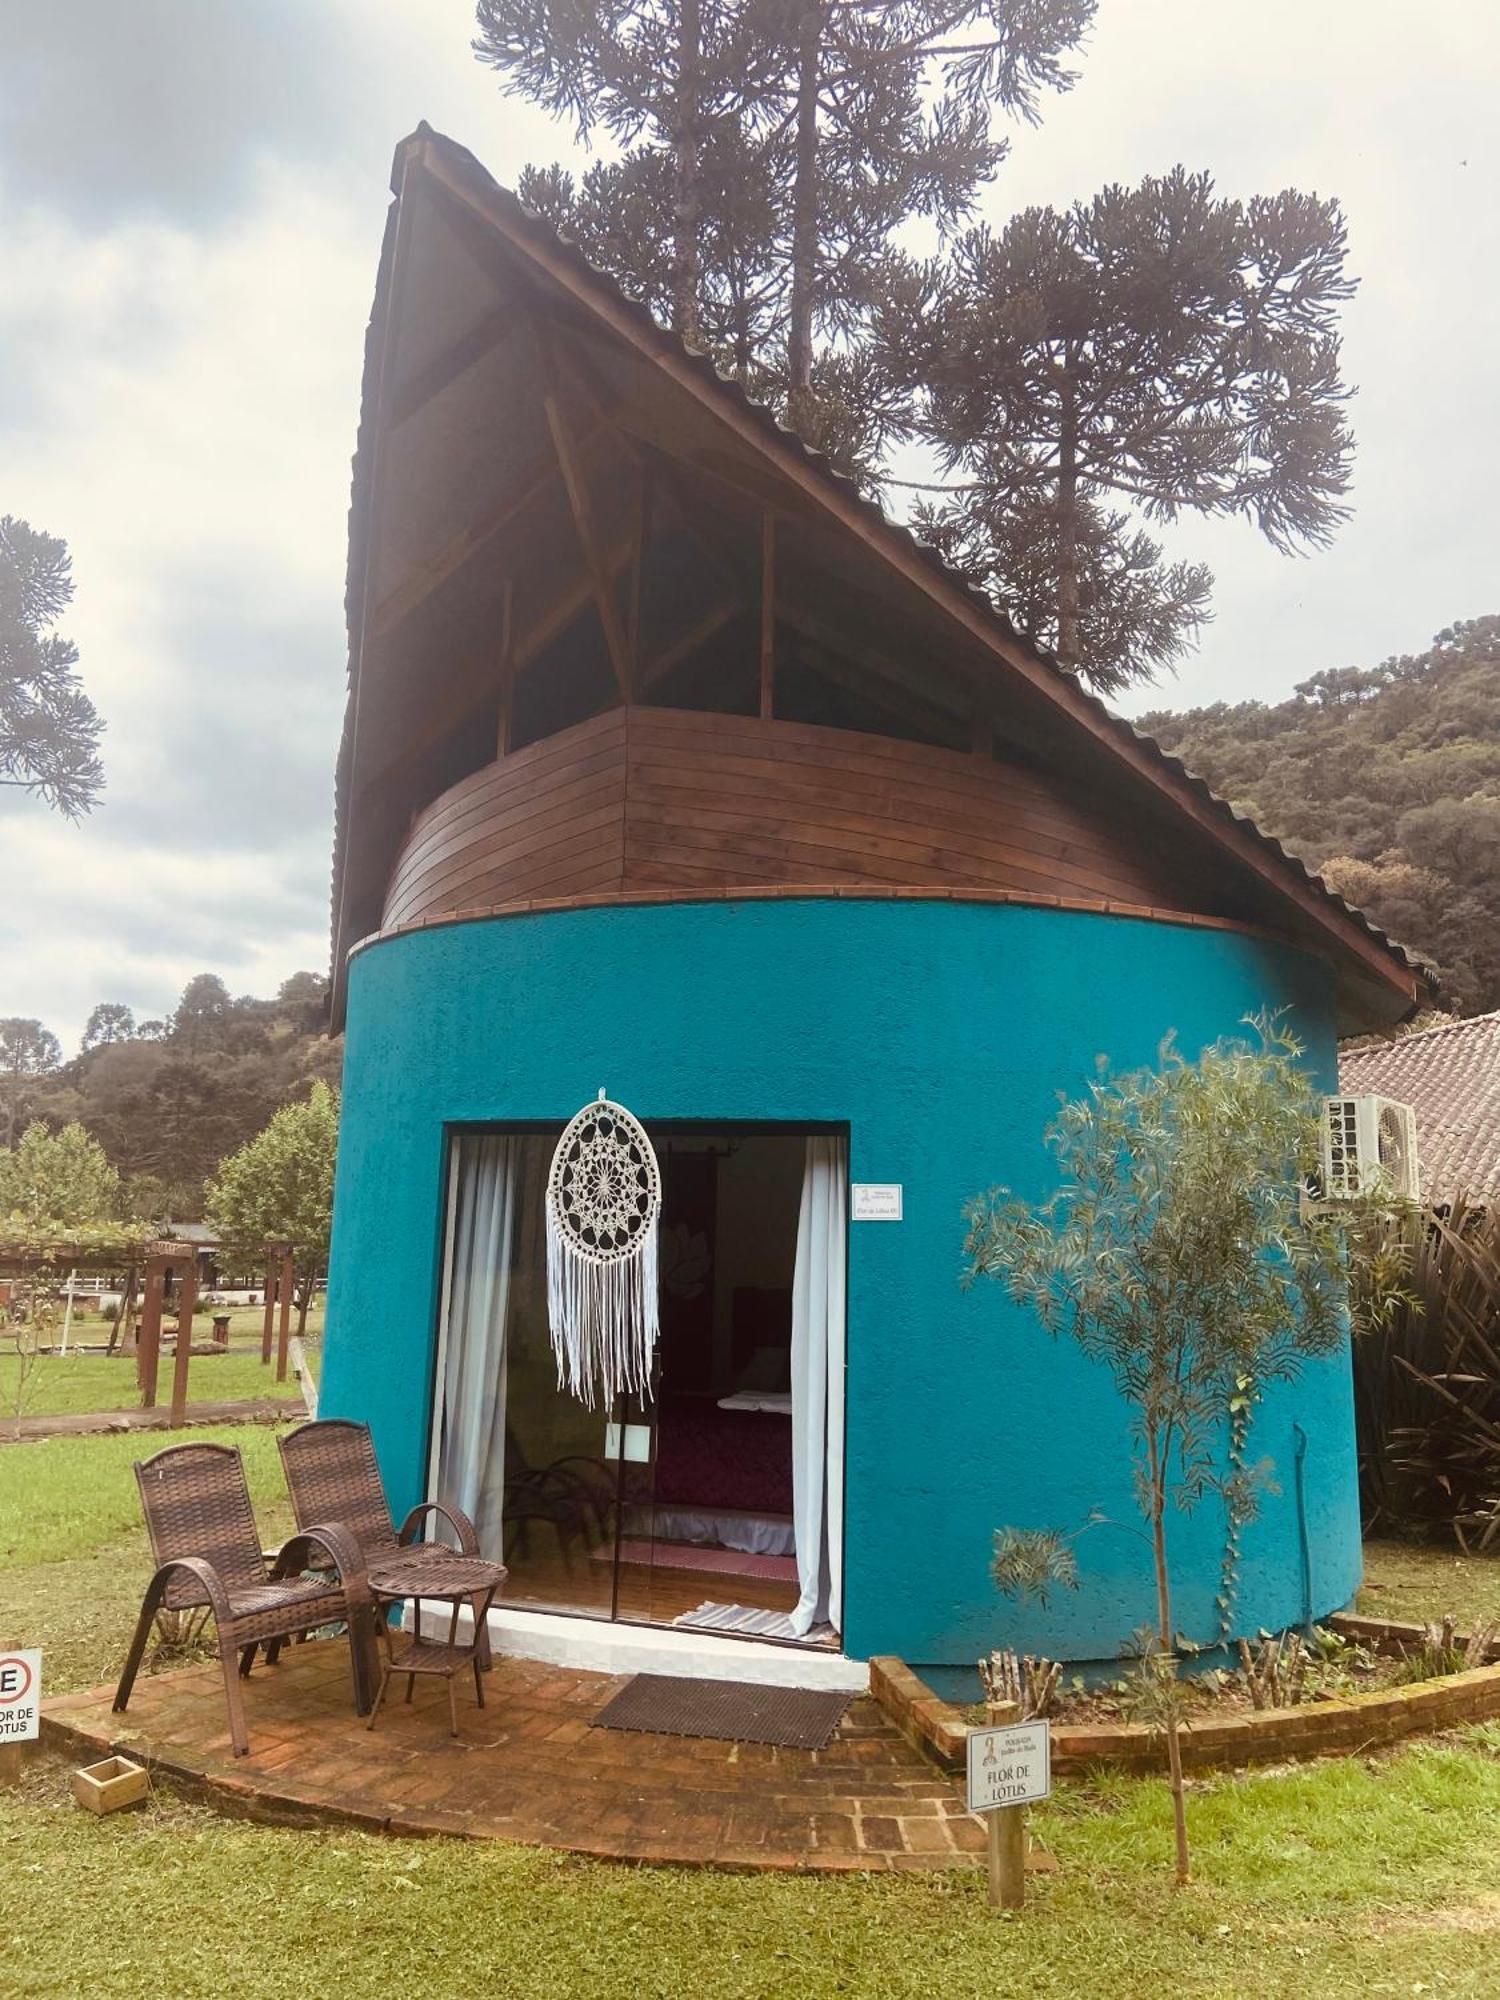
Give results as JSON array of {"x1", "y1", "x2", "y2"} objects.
[
  {"x1": 113, "y1": 1441, "x2": 373, "y2": 1756},
  {"x1": 278, "y1": 1419, "x2": 498, "y2": 1664}
]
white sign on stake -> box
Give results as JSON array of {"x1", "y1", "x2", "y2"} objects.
[
  {"x1": 967, "y1": 1718, "x2": 1051, "y2": 1813},
  {"x1": 850, "y1": 1183, "x2": 903, "y2": 1222},
  {"x1": 0, "y1": 1650, "x2": 41, "y2": 1744}
]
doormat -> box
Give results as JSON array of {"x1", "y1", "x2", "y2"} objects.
[
  {"x1": 592, "y1": 1673, "x2": 854, "y2": 1750},
  {"x1": 590, "y1": 1538, "x2": 799, "y2": 1581}
]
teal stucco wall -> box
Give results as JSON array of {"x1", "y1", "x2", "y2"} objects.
[{"x1": 321, "y1": 897, "x2": 1362, "y2": 1670}]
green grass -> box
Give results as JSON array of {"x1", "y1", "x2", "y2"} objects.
[
  {"x1": 0, "y1": 1425, "x2": 295, "y2": 1690},
  {"x1": 1360, "y1": 1539, "x2": 1500, "y2": 1630},
  {"x1": 2, "y1": 1306, "x2": 322, "y2": 1420},
  {"x1": 4, "y1": 1734, "x2": 1500, "y2": 1997},
  {"x1": 4, "y1": 1428, "x2": 1500, "y2": 1996}
]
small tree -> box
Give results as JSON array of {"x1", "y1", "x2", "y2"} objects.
[
  {"x1": 963, "y1": 1016, "x2": 1354, "y2": 1884},
  {"x1": 206, "y1": 1083, "x2": 339, "y2": 1333},
  {"x1": 0, "y1": 1119, "x2": 120, "y2": 1227}
]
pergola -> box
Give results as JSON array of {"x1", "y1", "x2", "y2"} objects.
[{"x1": 2, "y1": 1233, "x2": 301, "y2": 1429}]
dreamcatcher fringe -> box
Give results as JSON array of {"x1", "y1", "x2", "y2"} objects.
[{"x1": 546, "y1": 1208, "x2": 660, "y2": 1409}]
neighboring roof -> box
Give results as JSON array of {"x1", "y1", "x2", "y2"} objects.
[
  {"x1": 331, "y1": 125, "x2": 1436, "y2": 1031},
  {"x1": 1342, "y1": 1013, "x2": 1500, "y2": 1201}
]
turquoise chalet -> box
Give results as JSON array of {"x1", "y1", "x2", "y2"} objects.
[{"x1": 320, "y1": 128, "x2": 1431, "y2": 1694}]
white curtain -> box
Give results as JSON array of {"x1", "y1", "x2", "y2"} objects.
[
  {"x1": 440, "y1": 1134, "x2": 520, "y2": 1562},
  {"x1": 789, "y1": 1135, "x2": 848, "y2": 1636}
]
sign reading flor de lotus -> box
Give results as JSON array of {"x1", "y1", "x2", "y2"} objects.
[
  {"x1": 966, "y1": 1719, "x2": 1051, "y2": 1813},
  {"x1": 850, "y1": 1183, "x2": 903, "y2": 1222},
  {"x1": 0, "y1": 1651, "x2": 41, "y2": 1743}
]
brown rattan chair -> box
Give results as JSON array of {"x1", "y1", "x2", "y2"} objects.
[
  {"x1": 113, "y1": 1441, "x2": 373, "y2": 1756},
  {"x1": 278, "y1": 1419, "x2": 499, "y2": 1665}
]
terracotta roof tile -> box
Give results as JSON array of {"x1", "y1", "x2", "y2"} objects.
[{"x1": 1341, "y1": 1013, "x2": 1500, "y2": 1200}]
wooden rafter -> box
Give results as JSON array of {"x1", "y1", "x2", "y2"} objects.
[
  {"x1": 371, "y1": 412, "x2": 607, "y2": 640},
  {"x1": 540, "y1": 346, "x2": 633, "y2": 700},
  {"x1": 640, "y1": 596, "x2": 742, "y2": 693},
  {"x1": 361, "y1": 529, "x2": 640, "y2": 794},
  {"x1": 387, "y1": 303, "x2": 520, "y2": 430}
]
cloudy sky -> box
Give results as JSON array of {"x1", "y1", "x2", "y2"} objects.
[{"x1": 3, "y1": 1, "x2": 1495, "y2": 1052}]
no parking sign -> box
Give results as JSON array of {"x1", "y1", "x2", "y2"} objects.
[{"x1": 0, "y1": 1650, "x2": 41, "y2": 1743}]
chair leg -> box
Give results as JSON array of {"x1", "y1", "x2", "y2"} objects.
[
  {"x1": 238, "y1": 1643, "x2": 258, "y2": 1679},
  {"x1": 218, "y1": 1634, "x2": 251, "y2": 1757},
  {"x1": 473, "y1": 1658, "x2": 485, "y2": 1708},
  {"x1": 264, "y1": 1637, "x2": 285, "y2": 1668},
  {"x1": 447, "y1": 1676, "x2": 459, "y2": 1738},
  {"x1": 404, "y1": 1672, "x2": 415, "y2": 1703},
  {"x1": 365, "y1": 1666, "x2": 392, "y2": 1732},
  {"x1": 113, "y1": 1582, "x2": 166, "y2": 1714}
]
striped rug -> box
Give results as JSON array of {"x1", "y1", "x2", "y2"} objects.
[{"x1": 673, "y1": 1600, "x2": 837, "y2": 1643}]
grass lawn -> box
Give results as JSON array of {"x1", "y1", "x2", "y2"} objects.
[
  {"x1": 1359, "y1": 1538, "x2": 1500, "y2": 1630},
  {"x1": 2, "y1": 1305, "x2": 322, "y2": 1420},
  {"x1": 4, "y1": 1434, "x2": 1500, "y2": 1996}
]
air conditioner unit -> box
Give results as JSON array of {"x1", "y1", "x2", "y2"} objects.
[{"x1": 1321, "y1": 1095, "x2": 1420, "y2": 1201}]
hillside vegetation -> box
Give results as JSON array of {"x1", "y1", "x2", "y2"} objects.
[
  {"x1": 4, "y1": 973, "x2": 341, "y2": 1222},
  {"x1": 1139, "y1": 616, "x2": 1500, "y2": 1013}
]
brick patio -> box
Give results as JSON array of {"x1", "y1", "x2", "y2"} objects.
[{"x1": 42, "y1": 1641, "x2": 988, "y2": 1871}]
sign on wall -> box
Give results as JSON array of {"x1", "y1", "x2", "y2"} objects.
[
  {"x1": 851, "y1": 1183, "x2": 903, "y2": 1222},
  {"x1": 966, "y1": 1718, "x2": 1051, "y2": 1813},
  {"x1": 0, "y1": 1651, "x2": 41, "y2": 1744}
]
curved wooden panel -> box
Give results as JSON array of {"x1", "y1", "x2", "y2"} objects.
[{"x1": 381, "y1": 706, "x2": 1216, "y2": 933}]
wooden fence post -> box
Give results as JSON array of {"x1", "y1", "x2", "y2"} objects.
[
  {"x1": 261, "y1": 1261, "x2": 276, "y2": 1365},
  {"x1": 169, "y1": 1255, "x2": 199, "y2": 1429},
  {"x1": 276, "y1": 1248, "x2": 294, "y2": 1383},
  {"x1": 138, "y1": 1255, "x2": 166, "y2": 1408}
]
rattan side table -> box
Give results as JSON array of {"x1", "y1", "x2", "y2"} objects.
[{"x1": 364, "y1": 1551, "x2": 507, "y2": 1737}]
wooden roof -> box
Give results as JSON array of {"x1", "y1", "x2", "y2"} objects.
[{"x1": 330, "y1": 125, "x2": 1434, "y2": 1032}]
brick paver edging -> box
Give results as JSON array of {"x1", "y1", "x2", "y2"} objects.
[{"x1": 872, "y1": 1617, "x2": 1500, "y2": 1777}]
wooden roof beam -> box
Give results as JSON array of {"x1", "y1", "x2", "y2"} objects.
[
  {"x1": 540, "y1": 344, "x2": 634, "y2": 700},
  {"x1": 387, "y1": 302, "x2": 522, "y2": 430}
]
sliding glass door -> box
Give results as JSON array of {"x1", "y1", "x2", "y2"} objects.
[{"x1": 431, "y1": 1124, "x2": 845, "y2": 1639}]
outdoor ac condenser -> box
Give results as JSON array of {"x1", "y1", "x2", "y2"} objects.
[{"x1": 1320, "y1": 1095, "x2": 1421, "y2": 1201}]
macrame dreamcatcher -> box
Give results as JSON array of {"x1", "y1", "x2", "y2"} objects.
[{"x1": 546, "y1": 1092, "x2": 662, "y2": 1407}]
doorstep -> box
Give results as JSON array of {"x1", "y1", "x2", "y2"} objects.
[{"x1": 423, "y1": 1600, "x2": 870, "y2": 1692}]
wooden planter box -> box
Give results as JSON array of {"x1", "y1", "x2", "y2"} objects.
[{"x1": 72, "y1": 1755, "x2": 149, "y2": 1815}]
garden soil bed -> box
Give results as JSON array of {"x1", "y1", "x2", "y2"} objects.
[{"x1": 872, "y1": 1613, "x2": 1500, "y2": 1777}]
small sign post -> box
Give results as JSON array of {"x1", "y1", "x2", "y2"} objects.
[
  {"x1": 0, "y1": 1648, "x2": 41, "y2": 1788},
  {"x1": 967, "y1": 1709, "x2": 1050, "y2": 1911}
]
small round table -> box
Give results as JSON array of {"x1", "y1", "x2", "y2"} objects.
[{"x1": 363, "y1": 1551, "x2": 508, "y2": 1737}]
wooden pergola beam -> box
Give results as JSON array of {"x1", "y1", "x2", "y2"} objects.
[{"x1": 168, "y1": 1253, "x2": 199, "y2": 1429}]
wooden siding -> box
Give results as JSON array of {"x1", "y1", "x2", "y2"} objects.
[{"x1": 380, "y1": 707, "x2": 1217, "y2": 934}]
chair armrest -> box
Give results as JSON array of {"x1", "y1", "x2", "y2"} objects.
[
  {"x1": 398, "y1": 1499, "x2": 479, "y2": 1555},
  {"x1": 271, "y1": 1522, "x2": 372, "y2": 1609},
  {"x1": 150, "y1": 1555, "x2": 234, "y2": 1626}
]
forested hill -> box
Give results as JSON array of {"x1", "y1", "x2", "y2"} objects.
[
  {"x1": 1137, "y1": 617, "x2": 1500, "y2": 1015},
  {"x1": 2, "y1": 973, "x2": 342, "y2": 1222}
]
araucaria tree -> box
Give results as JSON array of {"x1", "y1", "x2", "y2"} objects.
[
  {"x1": 962, "y1": 1017, "x2": 1352, "y2": 1883},
  {"x1": 206, "y1": 1082, "x2": 339, "y2": 1332},
  {"x1": 886, "y1": 171, "x2": 1356, "y2": 691},
  {"x1": 0, "y1": 514, "x2": 104, "y2": 815},
  {"x1": 473, "y1": 0, "x2": 1095, "y2": 472}
]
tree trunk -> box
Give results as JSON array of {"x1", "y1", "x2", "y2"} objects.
[
  {"x1": 786, "y1": 3, "x2": 824, "y2": 431},
  {"x1": 1148, "y1": 1438, "x2": 1192, "y2": 1886},
  {"x1": 1056, "y1": 351, "x2": 1080, "y2": 670},
  {"x1": 671, "y1": 0, "x2": 703, "y2": 345}
]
